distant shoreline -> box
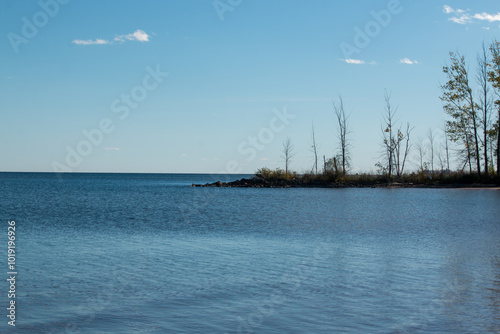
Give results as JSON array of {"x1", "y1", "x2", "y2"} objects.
[{"x1": 192, "y1": 176, "x2": 500, "y2": 189}]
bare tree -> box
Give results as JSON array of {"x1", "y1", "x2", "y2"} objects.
[
  {"x1": 281, "y1": 137, "x2": 296, "y2": 175},
  {"x1": 381, "y1": 90, "x2": 397, "y2": 176},
  {"x1": 310, "y1": 123, "x2": 319, "y2": 174},
  {"x1": 333, "y1": 95, "x2": 350, "y2": 174},
  {"x1": 392, "y1": 122, "x2": 413, "y2": 176},
  {"x1": 437, "y1": 151, "x2": 445, "y2": 172},
  {"x1": 478, "y1": 42, "x2": 493, "y2": 175},
  {"x1": 415, "y1": 137, "x2": 427, "y2": 171},
  {"x1": 401, "y1": 123, "x2": 413, "y2": 175},
  {"x1": 427, "y1": 128, "x2": 435, "y2": 173}
]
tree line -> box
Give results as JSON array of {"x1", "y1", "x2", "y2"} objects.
[
  {"x1": 441, "y1": 41, "x2": 500, "y2": 176},
  {"x1": 269, "y1": 40, "x2": 500, "y2": 182}
]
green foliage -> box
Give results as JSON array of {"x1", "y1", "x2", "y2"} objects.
[
  {"x1": 255, "y1": 167, "x2": 296, "y2": 181},
  {"x1": 324, "y1": 156, "x2": 342, "y2": 175},
  {"x1": 253, "y1": 43, "x2": 500, "y2": 184},
  {"x1": 488, "y1": 40, "x2": 500, "y2": 173},
  {"x1": 255, "y1": 167, "x2": 499, "y2": 186},
  {"x1": 255, "y1": 167, "x2": 272, "y2": 179},
  {"x1": 488, "y1": 41, "x2": 500, "y2": 93},
  {"x1": 441, "y1": 51, "x2": 482, "y2": 174}
]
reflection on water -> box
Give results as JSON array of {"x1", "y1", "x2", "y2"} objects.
[{"x1": 1, "y1": 173, "x2": 499, "y2": 333}]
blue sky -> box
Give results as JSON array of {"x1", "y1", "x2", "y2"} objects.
[{"x1": 1, "y1": 0, "x2": 499, "y2": 173}]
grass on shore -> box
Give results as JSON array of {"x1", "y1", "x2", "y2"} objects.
[{"x1": 255, "y1": 167, "x2": 500, "y2": 186}]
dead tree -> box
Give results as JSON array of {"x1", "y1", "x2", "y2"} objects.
[
  {"x1": 281, "y1": 137, "x2": 296, "y2": 176},
  {"x1": 333, "y1": 95, "x2": 350, "y2": 175},
  {"x1": 310, "y1": 124, "x2": 319, "y2": 174}
]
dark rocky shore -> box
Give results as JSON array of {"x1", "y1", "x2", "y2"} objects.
[{"x1": 192, "y1": 176, "x2": 499, "y2": 189}]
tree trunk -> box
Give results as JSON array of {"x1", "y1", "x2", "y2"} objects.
[
  {"x1": 484, "y1": 118, "x2": 489, "y2": 176},
  {"x1": 469, "y1": 91, "x2": 481, "y2": 175},
  {"x1": 342, "y1": 144, "x2": 346, "y2": 175},
  {"x1": 465, "y1": 128, "x2": 472, "y2": 174},
  {"x1": 479, "y1": 44, "x2": 490, "y2": 176},
  {"x1": 497, "y1": 108, "x2": 500, "y2": 174}
]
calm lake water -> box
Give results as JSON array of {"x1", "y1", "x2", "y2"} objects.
[{"x1": 1, "y1": 172, "x2": 499, "y2": 333}]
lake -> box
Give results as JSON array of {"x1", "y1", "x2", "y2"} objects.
[{"x1": 1, "y1": 172, "x2": 499, "y2": 333}]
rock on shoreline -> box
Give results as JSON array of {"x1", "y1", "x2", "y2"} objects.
[
  {"x1": 192, "y1": 176, "x2": 410, "y2": 188},
  {"x1": 191, "y1": 176, "x2": 500, "y2": 189}
]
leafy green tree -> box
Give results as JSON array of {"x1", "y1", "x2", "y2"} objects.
[
  {"x1": 441, "y1": 51, "x2": 481, "y2": 174},
  {"x1": 477, "y1": 42, "x2": 493, "y2": 175},
  {"x1": 488, "y1": 41, "x2": 500, "y2": 173}
]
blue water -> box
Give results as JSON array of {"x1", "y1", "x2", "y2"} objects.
[{"x1": 1, "y1": 172, "x2": 499, "y2": 333}]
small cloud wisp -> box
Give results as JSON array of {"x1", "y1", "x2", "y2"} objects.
[{"x1": 72, "y1": 30, "x2": 150, "y2": 46}]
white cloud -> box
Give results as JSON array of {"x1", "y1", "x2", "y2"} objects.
[
  {"x1": 114, "y1": 29, "x2": 150, "y2": 43},
  {"x1": 104, "y1": 147, "x2": 120, "y2": 151},
  {"x1": 72, "y1": 38, "x2": 110, "y2": 45},
  {"x1": 443, "y1": 5, "x2": 500, "y2": 25},
  {"x1": 341, "y1": 59, "x2": 365, "y2": 64},
  {"x1": 449, "y1": 15, "x2": 472, "y2": 24},
  {"x1": 443, "y1": 5, "x2": 454, "y2": 14},
  {"x1": 473, "y1": 12, "x2": 500, "y2": 22},
  {"x1": 443, "y1": 5, "x2": 466, "y2": 14},
  {"x1": 400, "y1": 57, "x2": 419, "y2": 65},
  {"x1": 72, "y1": 30, "x2": 150, "y2": 45}
]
